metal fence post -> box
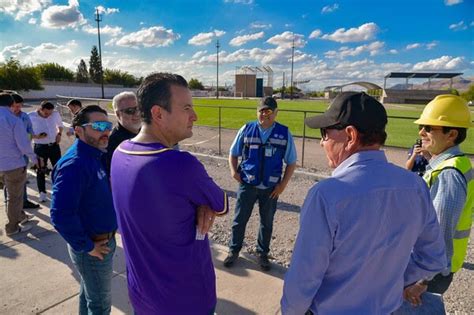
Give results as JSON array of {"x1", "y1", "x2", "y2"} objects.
[
  {"x1": 218, "y1": 107, "x2": 222, "y2": 155},
  {"x1": 302, "y1": 111, "x2": 307, "y2": 168}
]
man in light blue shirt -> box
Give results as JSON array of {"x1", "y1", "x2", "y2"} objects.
[
  {"x1": 224, "y1": 97, "x2": 297, "y2": 271},
  {"x1": 0, "y1": 93, "x2": 37, "y2": 236},
  {"x1": 281, "y1": 92, "x2": 446, "y2": 315}
]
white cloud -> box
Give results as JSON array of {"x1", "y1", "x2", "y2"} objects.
[
  {"x1": 41, "y1": 0, "x2": 85, "y2": 29},
  {"x1": 82, "y1": 24, "x2": 123, "y2": 37},
  {"x1": 229, "y1": 31, "x2": 264, "y2": 46},
  {"x1": 389, "y1": 49, "x2": 398, "y2": 54},
  {"x1": 426, "y1": 41, "x2": 438, "y2": 50},
  {"x1": 266, "y1": 31, "x2": 306, "y2": 48},
  {"x1": 109, "y1": 26, "x2": 180, "y2": 48},
  {"x1": 223, "y1": 0, "x2": 254, "y2": 4},
  {"x1": 321, "y1": 3, "x2": 339, "y2": 14},
  {"x1": 95, "y1": 6, "x2": 119, "y2": 15},
  {"x1": 449, "y1": 20, "x2": 468, "y2": 31},
  {"x1": 0, "y1": 41, "x2": 81, "y2": 67},
  {"x1": 325, "y1": 41, "x2": 385, "y2": 59},
  {"x1": 444, "y1": 0, "x2": 462, "y2": 5},
  {"x1": 406, "y1": 43, "x2": 421, "y2": 50},
  {"x1": 309, "y1": 29, "x2": 322, "y2": 39},
  {"x1": 321, "y1": 22, "x2": 379, "y2": 43},
  {"x1": 192, "y1": 50, "x2": 208, "y2": 59},
  {"x1": 0, "y1": 0, "x2": 50, "y2": 20},
  {"x1": 188, "y1": 30, "x2": 226, "y2": 46},
  {"x1": 250, "y1": 22, "x2": 272, "y2": 29},
  {"x1": 28, "y1": 17, "x2": 37, "y2": 24},
  {"x1": 413, "y1": 55, "x2": 467, "y2": 71}
]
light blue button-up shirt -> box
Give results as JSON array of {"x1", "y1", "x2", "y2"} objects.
[
  {"x1": 0, "y1": 107, "x2": 36, "y2": 172},
  {"x1": 281, "y1": 150, "x2": 446, "y2": 315}
]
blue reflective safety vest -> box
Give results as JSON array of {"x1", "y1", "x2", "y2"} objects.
[{"x1": 239, "y1": 121, "x2": 288, "y2": 187}]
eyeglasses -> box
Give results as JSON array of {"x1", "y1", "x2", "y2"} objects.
[
  {"x1": 259, "y1": 108, "x2": 274, "y2": 115},
  {"x1": 320, "y1": 124, "x2": 347, "y2": 140},
  {"x1": 81, "y1": 121, "x2": 113, "y2": 132},
  {"x1": 418, "y1": 125, "x2": 443, "y2": 133},
  {"x1": 119, "y1": 107, "x2": 139, "y2": 115}
]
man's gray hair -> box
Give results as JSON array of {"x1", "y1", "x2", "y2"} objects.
[{"x1": 112, "y1": 91, "x2": 137, "y2": 111}]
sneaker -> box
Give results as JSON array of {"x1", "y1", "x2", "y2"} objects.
[
  {"x1": 39, "y1": 192, "x2": 47, "y2": 203},
  {"x1": 23, "y1": 200, "x2": 40, "y2": 209},
  {"x1": 258, "y1": 254, "x2": 271, "y2": 271},
  {"x1": 20, "y1": 214, "x2": 34, "y2": 225},
  {"x1": 223, "y1": 251, "x2": 239, "y2": 268},
  {"x1": 6, "y1": 224, "x2": 32, "y2": 236}
]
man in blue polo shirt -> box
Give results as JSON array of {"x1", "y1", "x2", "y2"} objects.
[
  {"x1": 51, "y1": 105, "x2": 117, "y2": 315},
  {"x1": 224, "y1": 96, "x2": 297, "y2": 271}
]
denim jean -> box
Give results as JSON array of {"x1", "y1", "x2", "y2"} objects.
[
  {"x1": 229, "y1": 183, "x2": 278, "y2": 255},
  {"x1": 392, "y1": 292, "x2": 446, "y2": 315},
  {"x1": 68, "y1": 236, "x2": 116, "y2": 315}
]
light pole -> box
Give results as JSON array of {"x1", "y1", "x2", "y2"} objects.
[
  {"x1": 216, "y1": 39, "x2": 220, "y2": 99},
  {"x1": 95, "y1": 8, "x2": 104, "y2": 99},
  {"x1": 290, "y1": 34, "x2": 295, "y2": 100}
]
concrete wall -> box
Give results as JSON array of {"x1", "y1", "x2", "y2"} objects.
[{"x1": 21, "y1": 81, "x2": 136, "y2": 100}]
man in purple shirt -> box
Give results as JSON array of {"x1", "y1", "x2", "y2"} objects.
[{"x1": 111, "y1": 73, "x2": 228, "y2": 315}]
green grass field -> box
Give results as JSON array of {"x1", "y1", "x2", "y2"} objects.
[{"x1": 192, "y1": 98, "x2": 474, "y2": 154}]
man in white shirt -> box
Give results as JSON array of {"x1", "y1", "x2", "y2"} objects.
[{"x1": 28, "y1": 101, "x2": 64, "y2": 202}]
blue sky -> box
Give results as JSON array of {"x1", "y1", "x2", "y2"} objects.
[{"x1": 0, "y1": 0, "x2": 473, "y2": 90}]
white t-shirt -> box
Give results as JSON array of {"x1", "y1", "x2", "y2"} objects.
[{"x1": 28, "y1": 110, "x2": 64, "y2": 144}]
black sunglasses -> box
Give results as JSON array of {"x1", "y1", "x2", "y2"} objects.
[
  {"x1": 120, "y1": 107, "x2": 139, "y2": 115},
  {"x1": 418, "y1": 125, "x2": 443, "y2": 133},
  {"x1": 320, "y1": 123, "x2": 347, "y2": 140}
]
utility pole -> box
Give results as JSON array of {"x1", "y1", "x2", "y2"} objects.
[
  {"x1": 290, "y1": 34, "x2": 295, "y2": 100},
  {"x1": 216, "y1": 39, "x2": 220, "y2": 99},
  {"x1": 282, "y1": 72, "x2": 286, "y2": 99},
  {"x1": 95, "y1": 8, "x2": 104, "y2": 99}
]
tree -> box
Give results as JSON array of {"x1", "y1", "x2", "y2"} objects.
[
  {"x1": 103, "y1": 69, "x2": 139, "y2": 87},
  {"x1": 0, "y1": 58, "x2": 42, "y2": 91},
  {"x1": 76, "y1": 59, "x2": 89, "y2": 83},
  {"x1": 89, "y1": 45, "x2": 102, "y2": 83},
  {"x1": 461, "y1": 84, "x2": 474, "y2": 102},
  {"x1": 35, "y1": 63, "x2": 74, "y2": 81},
  {"x1": 188, "y1": 78, "x2": 204, "y2": 90}
]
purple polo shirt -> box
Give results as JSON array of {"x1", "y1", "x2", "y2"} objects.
[{"x1": 110, "y1": 140, "x2": 228, "y2": 315}]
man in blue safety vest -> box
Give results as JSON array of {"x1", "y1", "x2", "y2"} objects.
[{"x1": 224, "y1": 96, "x2": 297, "y2": 271}]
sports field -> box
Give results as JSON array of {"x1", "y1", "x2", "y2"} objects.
[{"x1": 193, "y1": 98, "x2": 474, "y2": 154}]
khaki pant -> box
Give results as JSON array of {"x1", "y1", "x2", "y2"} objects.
[{"x1": 0, "y1": 167, "x2": 27, "y2": 234}]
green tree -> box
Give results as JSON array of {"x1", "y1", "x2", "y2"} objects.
[
  {"x1": 0, "y1": 58, "x2": 42, "y2": 91},
  {"x1": 89, "y1": 45, "x2": 102, "y2": 83},
  {"x1": 461, "y1": 84, "x2": 474, "y2": 102},
  {"x1": 76, "y1": 59, "x2": 89, "y2": 83},
  {"x1": 188, "y1": 78, "x2": 204, "y2": 90},
  {"x1": 103, "y1": 69, "x2": 139, "y2": 87},
  {"x1": 35, "y1": 62, "x2": 74, "y2": 81}
]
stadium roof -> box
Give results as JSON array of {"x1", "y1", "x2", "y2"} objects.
[
  {"x1": 384, "y1": 72, "x2": 463, "y2": 79},
  {"x1": 324, "y1": 81, "x2": 383, "y2": 91}
]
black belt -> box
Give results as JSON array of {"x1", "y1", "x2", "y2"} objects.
[
  {"x1": 35, "y1": 143, "x2": 57, "y2": 147},
  {"x1": 91, "y1": 231, "x2": 116, "y2": 242}
]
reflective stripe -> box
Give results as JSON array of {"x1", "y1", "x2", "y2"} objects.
[
  {"x1": 269, "y1": 138, "x2": 288, "y2": 146},
  {"x1": 243, "y1": 137, "x2": 261, "y2": 144},
  {"x1": 464, "y1": 169, "x2": 473, "y2": 182},
  {"x1": 454, "y1": 229, "x2": 471, "y2": 239},
  {"x1": 268, "y1": 176, "x2": 279, "y2": 183}
]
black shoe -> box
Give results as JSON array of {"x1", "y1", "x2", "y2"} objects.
[
  {"x1": 223, "y1": 252, "x2": 239, "y2": 267},
  {"x1": 258, "y1": 254, "x2": 271, "y2": 271},
  {"x1": 23, "y1": 200, "x2": 40, "y2": 209}
]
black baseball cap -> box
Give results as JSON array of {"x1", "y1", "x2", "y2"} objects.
[
  {"x1": 305, "y1": 92, "x2": 387, "y2": 131},
  {"x1": 258, "y1": 96, "x2": 278, "y2": 111}
]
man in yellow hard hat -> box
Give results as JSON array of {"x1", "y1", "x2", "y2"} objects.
[{"x1": 396, "y1": 94, "x2": 473, "y2": 314}]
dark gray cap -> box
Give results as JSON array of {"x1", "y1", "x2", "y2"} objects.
[{"x1": 258, "y1": 96, "x2": 278, "y2": 111}]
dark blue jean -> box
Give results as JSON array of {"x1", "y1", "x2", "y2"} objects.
[
  {"x1": 68, "y1": 237, "x2": 116, "y2": 315},
  {"x1": 229, "y1": 183, "x2": 278, "y2": 255}
]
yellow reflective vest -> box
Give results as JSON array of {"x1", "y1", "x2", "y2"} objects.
[{"x1": 423, "y1": 155, "x2": 474, "y2": 273}]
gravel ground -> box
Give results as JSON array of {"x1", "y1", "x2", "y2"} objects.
[{"x1": 195, "y1": 153, "x2": 474, "y2": 314}]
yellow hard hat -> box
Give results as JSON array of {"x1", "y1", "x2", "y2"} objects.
[{"x1": 414, "y1": 94, "x2": 474, "y2": 128}]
